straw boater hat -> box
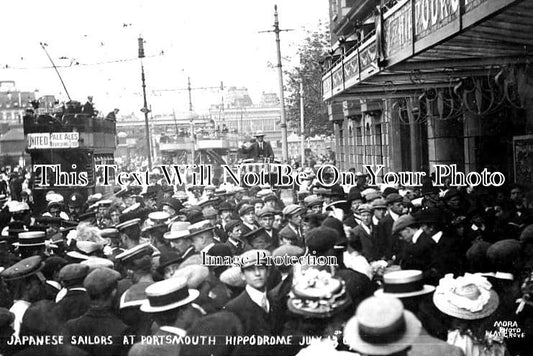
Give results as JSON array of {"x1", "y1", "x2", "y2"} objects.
[
  {"x1": 343, "y1": 296, "x2": 421, "y2": 356},
  {"x1": 140, "y1": 277, "x2": 199, "y2": 313},
  {"x1": 433, "y1": 273, "x2": 499, "y2": 320},
  {"x1": 374, "y1": 270, "x2": 435, "y2": 298}
]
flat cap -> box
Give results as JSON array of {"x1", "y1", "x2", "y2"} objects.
[
  {"x1": 203, "y1": 207, "x2": 218, "y2": 219},
  {"x1": 358, "y1": 204, "x2": 374, "y2": 214},
  {"x1": 272, "y1": 245, "x2": 304, "y2": 259},
  {"x1": 81, "y1": 257, "x2": 114, "y2": 271},
  {"x1": 220, "y1": 266, "x2": 246, "y2": 287},
  {"x1": 386, "y1": 193, "x2": 404, "y2": 204},
  {"x1": 256, "y1": 207, "x2": 275, "y2": 218},
  {"x1": 172, "y1": 265, "x2": 210, "y2": 289},
  {"x1": 371, "y1": 198, "x2": 387, "y2": 209},
  {"x1": 225, "y1": 220, "x2": 241, "y2": 234},
  {"x1": 392, "y1": 214, "x2": 416, "y2": 235},
  {"x1": 59, "y1": 263, "x2": 90, "y2": 282},
  {"x1": 304, "y1": 195, "x2": 323, "y2": 208},
  {"x1": 83, "y1": 267, "x2": 121, "y2": 296},
  {"x1": 238, "y1": 204, "x2": 254, "y2": 216},
  {"x1": 1, "y1": 256, "x2": 44, "y2": 281},
  {"x1": 159, "y1": 252, "x2": 182, "y2": 270},
  {"x1": 282, "y1": 204, "x2": 303, "y2": 217}
]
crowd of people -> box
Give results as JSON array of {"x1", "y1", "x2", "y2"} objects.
[{"x1": 0, "y1": 166, "x2": 531, "y2": 356}]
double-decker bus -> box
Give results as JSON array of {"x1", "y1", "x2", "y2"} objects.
[{"x1": 23, "y1": 101, "x2": 116, "y2": 213}]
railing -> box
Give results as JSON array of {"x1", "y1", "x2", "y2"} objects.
[{"x1": 322, "y1": 0, "x2": 518, "y2": 100}]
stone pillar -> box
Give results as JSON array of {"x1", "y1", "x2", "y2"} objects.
[
  {"x1": 387, "y1": 99, "x2": 403, "y2": 172},
  {"x1": 426, "y1": 98, "x2": 464, "y2": 169}
]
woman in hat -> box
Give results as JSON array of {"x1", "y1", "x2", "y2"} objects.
[{"x1": 432, "y1": 273, "x2": 508, "y2": 356}]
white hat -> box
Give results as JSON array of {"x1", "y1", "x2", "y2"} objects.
[{"x1": 140, "y1": 277, "x2": 199, "y2": 313}]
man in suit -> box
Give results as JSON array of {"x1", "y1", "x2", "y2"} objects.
[
  {"x1": 224, "y1": 220, "x2": 253, "y2": 255},
  {"x1": 241, "y1": 130, "x2": 274, "y2": 160},
  {"x1": 376, "y1": 193, "x2": 405, "y2": 260},
  {"x1": 392, "y1": 214, "x2": 435, "y2": 273},
  {"x1": 239, "y1": 204, "x2": 259, "y2": 236},
  {"x1": 54, "y1": 263, "x2": 91, "y2": 323},
  {"x1": 414, "y1": 207, "x2": 464, "y2": 285},
  {"x1": 343, "y1": 190, "x2": 364, "y2": 228},
  {"x1": 351, "y1": 204, "x2": 379, "y2": 261},
  {"x1": 224, "y1": 249, "x2": 275, "y2": 356},
  {"x1": 62, "y1": 267, "x2": 130, "y2": 356},
  {"x1": 278, "y1": 204, "x2": 304, "y2": 247}
]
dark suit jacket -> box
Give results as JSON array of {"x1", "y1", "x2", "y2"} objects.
[
  {"x1": 242, "y1": 140, "x2": 274, "y2": 159},
  {"x1": 269, "y1": 273, "x2": 293, "y2": 334},
  {"x1": 63, "y1": 306, "x2": 130, "y2": 356},
  {"x1": 352, "y1": 224, "x2": 379, "y2": 261},
  {"x1": 224, "y1": 289, "x2": 274, "y2": 356},
  {"x1": 224, "y1": 238, "x2": 253, "y2": 256},
  {"x1": 180, "y1": 246, "x2": 197, "y2": 261},
  {"x1": 399, "y1": 231, "x2": 435, "y2": 272},
  {"x1": 278, "y1": 224, "x2": 304, "y2": 248},
  {"x1": 375, "y1": 214, "x2": 396, "y2": 259},
  {"x1": 128, "y1": 328, "x2": 181, "y2": 356},
  {"x1": 426, "y1": 231, "x2": 465, "y2": 285},
  {"x1": 343, "y1": 214, "x2": 360, "y2": 228},
  {"x1": 248, "y1": 229, "x2": 279, "y2": 251},
  {"x1": 54, "y1": 288, "x2": 91, "y2": 323},
  {"x1": 240, "y1": 222, "x2": 259, "y2": 237}
]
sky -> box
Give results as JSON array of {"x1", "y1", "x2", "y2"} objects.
[{"x1": 1, "y1": 0, "x2": 328, "y2": 116}]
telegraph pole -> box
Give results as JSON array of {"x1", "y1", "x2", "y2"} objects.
[
  {"x1": 260, "y1": 5, "x2": 292, "y2": 162},
  {"x1": 138, "y1": 36, "x2": 152, "y2": 170},
  {"x1": 188, "y1": 77, "x2": 195, "y2": 164},
  {"x1": 300, "y1": 81, "x2": 305, "y2": 168}
]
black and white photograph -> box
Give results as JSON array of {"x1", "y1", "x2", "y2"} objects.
[{"x1": 0, "y1": 0, "x2": 532, "y2": 355}]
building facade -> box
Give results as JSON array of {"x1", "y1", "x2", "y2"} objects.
[
  {"x1": 322, "y1": 0, "x2": 533, "y2": 185},
  {"x1": 210, "y1": 89, "x2": 283, "y2": 155}
]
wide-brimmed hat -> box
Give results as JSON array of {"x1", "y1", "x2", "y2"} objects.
[
  {"x1": 432, "y1": 273, "x2": 499, "y2": 320},
  {"x1": 140, "y1": 277, "x2": 199, "y2": 313},
  {"x1": 344, "y1": 296, "x2": 421, "y2": 355},
  {"x1": 254, "y1": 130, "x2": 265, "y2": 137},
  {"x1": 374, "y1": 270, "x2": 435, "y2": 298}
]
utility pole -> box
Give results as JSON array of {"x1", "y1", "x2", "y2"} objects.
[
  {"x1": 188, "y1": 76, "x2": 195, "y2": 165},
  {"x1": 259, "y1": 5, "x2": 293, "y2": 162},
  {"x1": 138, "y1": 36, "x2": 152, "y2": 170},
  {"x1": 300, "y1": 81, "x2": 305, "y2": 168},
  {"x1": 151, "y1": 78, "x2": 223, "y2": 165}
]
